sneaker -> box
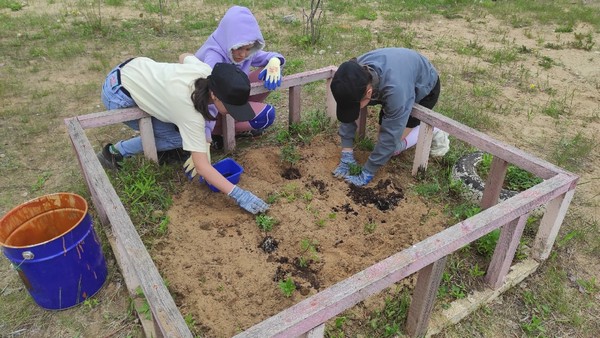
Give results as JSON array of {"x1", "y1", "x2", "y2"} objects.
[
  {"x1": 157, "y1": 148, "x2": 189, "y2": 165},
  {"x1": 97, "y1": 143, "x2": 123, "y2": 170},
  {"x1": 430, "y1": 129, "x2": 450, "y2": 157}
]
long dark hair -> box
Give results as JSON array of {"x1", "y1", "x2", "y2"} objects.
[{"x1": 190, "y1": 78, "x2": 216, "y2": 121}]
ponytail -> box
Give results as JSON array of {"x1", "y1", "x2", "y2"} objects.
[{"x1": 190, "y1": 78, "x2": 216, "y2": 121}]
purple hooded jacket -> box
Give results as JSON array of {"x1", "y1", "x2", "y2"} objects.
[{"x1": 195, "y1": 6, "x2": 285, "y2": 74}]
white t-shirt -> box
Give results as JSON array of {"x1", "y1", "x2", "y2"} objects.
[{"x1": 121, "y1": 56, "x2": 212, "y2": 153}]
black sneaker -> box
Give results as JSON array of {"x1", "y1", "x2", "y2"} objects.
[
  {"x1": 97, "y1": 144, "x2": 123, "y2": 170},
  {"x1": 157, "y1": 148, "x2": 190, "y2": 165}
]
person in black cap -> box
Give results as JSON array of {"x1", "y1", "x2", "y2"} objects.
[
  {"x1": 330, "y1": 47, "x2": 449, "y2": 186},
  {"x1": 97, "y1": 54, "x2": 268, "y2": 214}
]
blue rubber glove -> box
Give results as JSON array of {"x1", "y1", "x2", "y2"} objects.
[
  {"x1": 258, "y1": 57, "x2": 282, "y2": 91},
  {"x1": 228, "y1": 186, "x2": 269, "y2": 214},
  {"x1": 333, "y1": 151, "x2": 357, "y2": 178},
  {"x1": 345, "y1": 168, "x2": 374, "y2": 187}
]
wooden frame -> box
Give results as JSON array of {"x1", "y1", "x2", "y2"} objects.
[{"x1": 64, "y1": 67, "x2": 578, "y2": 338}]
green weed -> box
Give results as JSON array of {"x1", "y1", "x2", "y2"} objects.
[
  {"x1": 551, "y1": 132, "x2": 594, "y2": 172},
  {"x1": 280, "y1": 143, "x2": 301, "y2": 167},
  {"x1": 475, "y1": 229, "x2": 500, "y2": 258},
  {"x1": 364, "y1": 222, "x2": 377, "y2": 234},
  {"x1": 256, "y1": 214, "x2": 277, "y2": 232},
  {"x1": 278, "y1": 277, "x2": 296, "y2": 298}
]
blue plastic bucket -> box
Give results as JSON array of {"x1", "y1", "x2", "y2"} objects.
[
  {"x1": 0, "y1": 193, "x2": 107, "y2": 310},
  {"x1": 206, "y1": 158, "x2": 244, "y2": 192}
]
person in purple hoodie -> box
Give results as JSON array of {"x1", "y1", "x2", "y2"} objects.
[{"x1": 194, "y1": 5, "x2": 285, "y2": 147}]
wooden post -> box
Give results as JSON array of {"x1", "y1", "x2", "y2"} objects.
[
  {"x1": 532, "y1": 189, "x2": 576, "y2": 260},
  {"x1": 406, "y1": 256, "x2": 447, "y2": 337},
  {"x1": 289, "y1": 85, "x2": 302, "y2": 125},
  {"x1": 326, "y1": 77, "x2": 336, "y2": 122},
  {"x1": 484, "y1": 214, "x2": 528, "y2": 289},
  {"x1": 480, "y1": 156, "x2": 508, "y2": 209},
  {"x1": 357, "y1": 107, "x2": 368, "y2": 139},
  {"x1": 222, "y1": 114, "x2": 236, "y2": 152},
  {"x1": 411, "y1": 123, "x2": 434, "y2": 176},
  {"x1": 139, "y1": 116, "x2": 158, "y2": 163}
]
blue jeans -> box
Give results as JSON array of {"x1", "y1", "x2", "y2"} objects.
[{"x1": 101, "y1": 62, "x2": 183, "y2": 157}]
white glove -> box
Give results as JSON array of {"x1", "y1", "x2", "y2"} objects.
[{"x1": 258, "y1": 57, "x2": 282, "y2": 90}]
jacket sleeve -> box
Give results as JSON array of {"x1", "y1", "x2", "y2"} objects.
[
  {"x1": 338, "y1": 122, "x2": 357, "y2": 149},
  {"x1": 196, "y1": 49, "x2": 227, "y2": 69},
  {"x1": 251, "y1": 50, "x2": 285, "y2": 67}
]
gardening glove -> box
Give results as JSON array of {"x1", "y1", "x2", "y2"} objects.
[
  {"x1": 183, "y1": 156, "x2": 197, "y2": 180},
  {"x1": 332, "y1": 150, "x2": 357, "y2": 178},
  {"x1": 258, "y1": 57, "x2": 282, "y2": 91},
  {"x1": 345, "y1": 168, "x2": 374, "y2": 187},
  {"x1": 183, "y1": 151, "x2": 211, "y2": 181},
  {"x1": 228, "y1": 186, "x2": 269, "y2": 214}
]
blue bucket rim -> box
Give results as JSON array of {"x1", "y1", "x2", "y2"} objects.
[{"x1": 0, "y1": 192, "x2": 89, "y2": 249}]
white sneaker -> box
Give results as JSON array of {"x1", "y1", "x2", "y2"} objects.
[{"x1": 430, "y1": 129, "x2": 450, "y2": 157}]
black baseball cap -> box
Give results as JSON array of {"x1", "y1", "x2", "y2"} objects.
[
  {"x1": 330, "y1": 60, "x2": 370, "y2": 123},
  {"x1": 208, "y1": 63, "x2": 255, "y2": 122}
]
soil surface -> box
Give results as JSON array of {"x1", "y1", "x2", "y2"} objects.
[{"x1": 152, "y1": 134, "x2": 448, "y2": 337}]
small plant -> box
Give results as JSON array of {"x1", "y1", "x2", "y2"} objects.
[
  {"x1": 156, "y1": 216, "x2": 169, "y2": 235},
  {"x1": 266, "y1": 192, "x2": 280, "y2": 204},
  {"x1": 348, "y1": 162, "x2": 362, "y2": 176},
  {"x1": 278, "y1": 277, "x2": 296, "y2": 297},
  {"x1": 83, "y1": 298, "x2": 99, "y2": 309},
  {"x1": 184, "y1": 313, "x2": 197, "y2": 334},
  {"x1": 521, "y1": 314, "x2": 546, "y2": 336},
  {"x1": 299, "y1": 238, "x2": 319, "y2": 266},
  {"x1": 364, "y1": 222, "x2": 377, "y2": 234},
  {"x1": 538, "y1": 56, "x2": 554, "y2": 69},
  {"x1": 475, "y1": 229, "x2": 500, "y2": 258},
  {"x1": 256, "y1": 214, "x2": 277, "y2": 232},
  {"x1": 569, "y1": 32, "x2": 595, "y2": 51},
  {"x1": 469, "y1": 263, "x2": 485, "y2": 277},
  {"x1": 302, "y1": 0, "x2": 324, "y2": 45},
  {"x1": 281, "y1": 143, "x2": 301, "y2": 167}
]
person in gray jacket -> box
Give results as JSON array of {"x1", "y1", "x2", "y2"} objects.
[{"x1": 330, "y1": 47, "x2": 449, "y2": 186}]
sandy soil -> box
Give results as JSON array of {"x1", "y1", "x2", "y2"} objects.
[{"x1": 152, "y1": 134, "x2": 449, "y2": 337}]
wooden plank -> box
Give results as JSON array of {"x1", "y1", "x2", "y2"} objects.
[
  {"x1": 484, "y1": 214, "x2": 528, "y2": 289},
  {"x1": 233, "y1": 174, "x2": 574, "y2": 338},
  {"x1": 297, "y1": 323, "x2": 325, "y2": 338},
  {"x1": 480, "y1": 156, "x2": 509, "y2": 209},
  {"x1": 76, "y1": 107, "x2": 149, "y2": 129},
  {"x1": 107, "y1": 235, "x2": 162, "y2": 338},
  {"x1": 406, "y1": 256, "x2": 448, "y2": 337},
  {"x1": 249, "y1": 66, "x2": 337, "y2": 96},
  {"x1": 64, "y1": 118, "x2": 193, "y2": 338},
  {"x1": 411, "y1": 123, "x2": 434, "y2": 176},
  {"x1": 532, "y1": 189, "x2": 576, "y2": 260},
  {"x1": 139, "y1": 116, "x2": 158, "y2": 163},
  {"x1": 289, "y1": 85, "x2": 302, "y2": 125},
  {"x1": 222, "y1": 114, "x2": 236, "y2": 152},
  {"x1": 427, "y1": 259, "x2": 539, "y2": 337},
  {"x1": 411, "y1": 104, "x2": 570, "y2": 179}
]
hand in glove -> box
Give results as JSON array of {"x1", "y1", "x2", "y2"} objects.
[
  {"x1": 345, "y1": 168, "x2": 374, "y2": 187},
  {"x1": 183, "y1": 151, "x2": 211, "y2": 182},
  {"x1": 183, "y1": 156, "x2": 197, "y2": 180},
  {"x1": 258, "y1": 57, "x2": 282, "y2": 90},
  {"x1": 229, "y1": 186, "x2": 269, "y2": 214},
  {"x1": 332, "y1": 150, "x2": 357, "y2": 178}
]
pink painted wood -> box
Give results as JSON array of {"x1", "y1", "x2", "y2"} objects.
[
  {"x1": 532, "y1": 189, "x2": 576, "y2": 260},
  {"x1": 485, "y1": 214, "x2": 529, "y2": 289},
  {"x1": 411, "y1": 104, "x2": 569, "y2": 179},
  {"x1": 222, "y1": 114, "x2": 236, "y2": 152},
  {"x1": 139, "y1": 116, "x2": 158, "y2": 163},
  {"x1": 406, "y1": 256, "x2": 448, "y2": 337},
  {"x1": 326, "y1": 77, "x2": 336, "y2": 121},
  {"x1": 480, "y1": 156, "x2": 509, "y2": 209},
  {"x1": 411, "y1": 122, "x2": 434, "y2": 176},
  {"x1": 289, "y1": 86, "x2": 302, "y2": 125},
  {"x1": 357, "y1": 107, "x2": 368, "y2": 139}
]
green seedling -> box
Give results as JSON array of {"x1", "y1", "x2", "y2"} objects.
[
  {"x1": 475, "y1": 229, "x2": 500, "y2": 258},
  {"x1": 278, "y1": 277, "x2": 296, "y2": 298},
  {"x1": 256, "y1": 214, "x2": 277, "y2": 232},
  {"x1": 348, "y1": 163, "x2": 362, "y2": 176},
  {"x1": 281, "y1": 143, "x2": 301, "y2": 167},
  {"x1": 266, "y1": 192, "x2": 280, "y2": 204},
  {"x1": 83, "y1": 298, "x2": 99, "y2": 309},
  {"x1": 299, "y1": 238, "x2": 319, "y2": 267},
  {"x1": 364, "y1": 222, "x2": 377, "y2": 234}
]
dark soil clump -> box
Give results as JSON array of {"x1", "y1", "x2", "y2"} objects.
[
  {"x1": 348, "y1": 179, "x2": 404, "y2": 211},
  {"x1": 281, "y1": 167, "x2": 301, "y2": 180},
  {"x1": 259, "y1": 236, "x2": 279, "y2": 253},
  {"x1": 308, "y1": 179, "x2": 327, "y2": 195}
]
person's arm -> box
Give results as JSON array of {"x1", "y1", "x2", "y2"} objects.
[
  {"x1": 363, "y1": 106, "x2": 410, "y2": 174},
  {"x1": 191, "y1": 152, "x2": 234, "y2": 193},
  {"x1": 251, "y1": 50, "x2": 285, "y2": 67}
]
